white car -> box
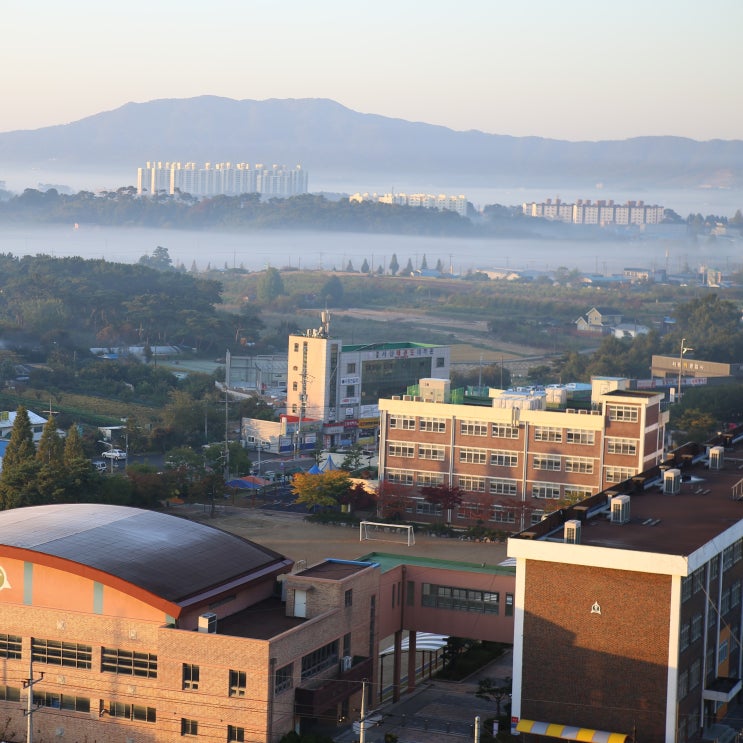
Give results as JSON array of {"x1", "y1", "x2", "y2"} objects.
[{"x1": 102, "y1": 448, "x2": 127, "y2": 460}]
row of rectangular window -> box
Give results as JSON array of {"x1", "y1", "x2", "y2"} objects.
[{"x1": 421, "y1": 583, "x2": 514, "y2": 616}]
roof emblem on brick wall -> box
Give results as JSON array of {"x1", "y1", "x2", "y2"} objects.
[{"x1": 591, "y1": 601, "x2": 601, "y2": 615}]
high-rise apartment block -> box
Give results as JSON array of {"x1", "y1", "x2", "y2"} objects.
[
  {"x1": 136, "y1": 161, "x2": 308, "y2": 197},
  {"x1": 522, "y1": 197, "x2": 666, "y2": 226},
  {"x1": 350, "y1": 192, "x2": 468, "y2": 216},
  {"x1": 378, "y1": 377, "x2": 668, "y2": 531}
]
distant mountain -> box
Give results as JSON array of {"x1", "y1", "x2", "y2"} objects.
[{"x1": 0, "y1": 96, "x2": 741, "y2": 191}]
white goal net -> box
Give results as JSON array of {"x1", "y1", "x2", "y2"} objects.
[{"x1": 359, "y1": 521, "x2": 415, "y2": 547}]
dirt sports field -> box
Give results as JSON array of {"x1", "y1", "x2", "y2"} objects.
[{"x1": 180, "y1": 504, "x2": 509, "y2": 568}]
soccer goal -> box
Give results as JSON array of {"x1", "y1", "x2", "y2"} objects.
[{"x1": 359, "y1": 521, "x2": 415, "y2": 547}]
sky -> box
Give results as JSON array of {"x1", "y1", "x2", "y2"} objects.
[{"x1": 2, "y1": 0, "x2": 742, "y2": 142}]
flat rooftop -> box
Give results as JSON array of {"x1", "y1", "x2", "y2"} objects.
[
  {"x1": 341, "y1": 341, "x2": 443, "y2": 352},
  {"x1": 297, "y1": 559, "x2": 377, "y2": 580},
  {"x1": 217, "y1": 596, "x2": 305, "y2": 640},
  {"x1": 357, "y1": 551, "x2": 516, "y2": 575},
  {"x1": 514, "y1": 434, "x2": 743, "y2": 557}
]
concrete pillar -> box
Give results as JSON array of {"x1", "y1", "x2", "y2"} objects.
[{"x1": 407, "y1": 630, "x2": 417, "y2": 692}]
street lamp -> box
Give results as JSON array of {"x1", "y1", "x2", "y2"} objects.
[
  {"x1": 98, "y1": 440, "x2": 115, "y2": 474},
  {"x1": 677, "y1": 337, "x2": 694, "y2": 402}
]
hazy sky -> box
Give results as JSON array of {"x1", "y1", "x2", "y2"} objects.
[{"x1": 2, "y1": 0, "x2": 742, "y2": 141}]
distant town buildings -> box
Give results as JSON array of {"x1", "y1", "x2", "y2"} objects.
[
  {"x1": 136, "y1": 161, "x2": 308, "y2": 198},
  {"x1": 350, "y1": 192, "x2": 468, "y2": 216},
  {"x1": 522, "y1": 197, "x2": 666, "y2": 226}
]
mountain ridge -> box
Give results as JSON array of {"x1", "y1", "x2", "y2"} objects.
[{"x1": 0, "y1": 96, "x2": 741, "y2": 190}]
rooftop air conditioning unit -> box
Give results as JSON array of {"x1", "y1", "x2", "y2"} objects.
[
  {"x1": 564, "y1": 519, "x2": 581, "y2": 544},
  {"x1": 198, "y1": 612, "x2": 217, "y2": 634},
  {"x1": 413, "y1": 396, "x2": 423, "y2": 402},
  {"x1": 403, "y1": 395, "x2": 412, "y2": 401},
  {"x1": 709, "y1": 445, "x2": 725, "y2": 470},
  {"x1": 663, "y1": 468, "x2": 681, "y2": 495},
  {"x1": 611, "y1": 495, "x2": 631, "y2": 524}
]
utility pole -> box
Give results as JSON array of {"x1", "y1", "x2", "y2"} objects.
[
  {"x1": 474, "y1": 715, "x2": 481, "y2": 743},
  {"x1": 24, "y1": 658, "x2": 44, "y2": 743},
  {"x1": 358, "y1": 679, "x2": 368, "y2": 743}
]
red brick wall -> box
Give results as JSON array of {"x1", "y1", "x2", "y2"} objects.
[{"x1": 521, "y1": 560, "x2": 670, "y2": 740}]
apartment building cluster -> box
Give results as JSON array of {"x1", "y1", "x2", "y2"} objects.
[
  {"x1": 378, "y1": 376, "x2": 667, "y2": 532},
  {"x1": 522, "y1": 197, "x2": 666, "y2": 226},
  {"x1": 349, "y1": 191, "x2": 468, "y2": 216},
  {"x1": 136, "y1": 161, "x2": 308, "y2": 198}
]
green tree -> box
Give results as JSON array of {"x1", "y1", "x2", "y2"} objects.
[
  {"x1": 36, "y1": 415, "x2": 64, "y2": 466},
  {"x1": 63, "y1": 424, "x2": 86, "y2": 463},
  {"x1": 420, "y1": 254, "x2": 428, "y2": 270},
  {"x1": 321, "y1": 275, "x2": 344, "y2": 307},
  {"x1": 257, "y1": 267, "x2": 285, "y2": 302},
  {"x1": 340, "y1": 444, "x2": 364, "y2": 472},
  {"x1": 0, "y1": 406, "x2": 40, "y2": 509},
  {"x1": 360, "y1": 258, "x2": 370, "y2": 273},
  {"x1": 475, "y1": 677, "x2": 512, "y2": 718},
  {"x1": 345, "y1": 260, "x2": 355, "y2": 272},
  {"x1": 403, "y1": 258, "x2": 414, "y2": 275},
  {"x1": 389, "y1": 254, "x2": 399, "y2": 276}
]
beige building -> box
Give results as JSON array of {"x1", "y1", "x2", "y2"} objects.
[{"x1": 378, "y1": 377, "x2": 668, "y2": 532}]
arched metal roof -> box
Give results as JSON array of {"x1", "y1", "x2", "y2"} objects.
[{"x1": 0, "y1": 504, "x2": 290, "y2": 612}]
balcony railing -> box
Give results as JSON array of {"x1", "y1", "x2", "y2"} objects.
[{"x1": 294, "y1": 656, "x2": 373, "y2": 716}]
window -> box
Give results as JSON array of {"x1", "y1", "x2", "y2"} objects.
[
  {"x1": 566, "y1": 429, "x2": 594, "y2": 445},
  {"x1": 387, "y1": 469, "x2": 414, "y2": 485},
  {"x1": 0, "y1": 685, "x2": 19, "y2": 702},
  {"x1": 422, "y1": 583, "x2": 499, "y2": 614},
  {"x1": 530, "y1": 510, "x2": 544, "y2": 525},
  {"x1": 606, "y1": 438, "x2": 637, "y2": 455},
  {"x1": 719, "y1": 639, "x2": 729, "y2": 665},
  {"x1": 460, "y1": 420, "x2": 488, "y2": 436},
  {"x1": 420, "y1": 417, "x2": 446, "y2": 432},
  {"x1": 605, "y1": 466, "x2": 635, "y2": 483},
  {"x1": 35, "y1": 691, "x2": 90, "y2": 712},
  {"x1": 689, "y1": 659, "x2": 701, "y2": 690},
  {"x1": 490, "y1": 506, "x2": 516, "y2": 524},
  {"x1": 389, "y1": 415, "x2": 415, "y2": 430},
  {"x1": 181, "y1": 718, "x2": 198, "y2": 736},
  {"x1": 564, "y1": 486, "x2": 592, "y2": 501},
  {"x1": 388, "y1": 442, "x2": 414, "y2": 458},
  {"x1": 229, "y1": 669, "x2": 246, "y2": 697},
  {"x1": 711, "y1": 557, "x2": 719, "y2": 581},
  {"x1": 564, "y1": 457, "x2": 594, "y2": 474},
  {"x1": 418, "y1": 444, "x2": 445, "y2": 460},
  {"x1": 414, "y1": 499, "x2": 442, "y2": 515},
  {"x1": 492, "y1": 423, "x2": 519, "y2": 438},
  {"x1": 32, "y1": 639, "x2": 92, "y2": 669},
  {"x1": 436, "y1": 356, "x2": 445, "y2": 368},
  {"x1": 533, "y1": 483, "x2": 561, "y2": 499},
  {"x1": 732, "y1": 581, "x2": 742, "y2": 608},
  {"x1": 292, "y1": 381, "x2": 298, "y2": 391},
  {"x1": 293, "y1": 343, "x2": 299, "y2": 352},
  {"x1": 680, "y1": 622, "x2": 690, "y2": 651},
  {"x1": 490, "y1": 450, "x2": 518, "y2": 467},
  {"x1": 678, "y1": 669, "x2": 689, "y2": 700},
  {"x1": 490, "y1": 478, "x2": 517, "y2": 496},
  {"x1": 735, "y1": 540, "x2": 743, "y2": 564},
  {"x1": 459, "y1": 447, "x2": 487, "y2": 464},
  {"x1": 101, "y1": 647, "x2": 157, "y2": 677},
  {"x1": 533, "y1": 454, "x2": 561, "y2": 471},
  {"x1": 274, "y1": 664, "x2": 293, "y2": 695},
  {"x1": 182, "y1": 663, "x2": 200, "y2": 690},
  {"x1": 457, "y1": 475, "x2": 486, "y2": 492},
  {"x1": 692, "y1": 566, "x2": 705, "y2": 594},
  {"x1": 345, "y1": 589, "x2": 353, "y2": 607},
  {"x1": 681, "y1": 575, "x2": 692, "y2": 602},
  {"x1": 506, "y1": 593, "x2": 514, "y2": 616},
  {"x1": 0, "y1": 634, "x2": 22, "y2": 660},
  {"x1": 534, "y1": 426, "x2": 562, "y2": 442},
  {"x1": 228, "y1": 726, "x2": 245, "y2": 742},
  {"x1": 346, "y1": 363, "x2": 356, "y2": 374},
  {"x1": 721, "y1": 588, "x2": 731, "y2": 615},
  {"x1": 345, "y1": 385, "x2": 356, "y2": 397},
  {"x1": 608, "y1": 405, "x2": 639, "y2": 422},
  {"x1": 108, "y1": 702, "x2": 156, "y2": 723},
  {"x1": 691, "y1": 613, "x2": 703, "y2": 642},
  {"x1": 724, "y1": 546, "x2": 734, "y2": 572},
  {"x1": 417, "y1": 472, "x2": 444, "y2": 487},
  {"x1": 301, "y1": 640, "x2": 339, "y2": 679}
]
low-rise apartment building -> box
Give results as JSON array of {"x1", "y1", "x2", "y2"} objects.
[{"x1": 378, "y1": 377, "x2": 668, "y2": 531}]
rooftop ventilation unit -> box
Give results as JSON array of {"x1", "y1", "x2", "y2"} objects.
[
  {"x1": 198, "y1": 612, "x2": 217, "y2": 634},
  {"x1": 664, "y1": 468, "x2": 681, "y2": 495},
  {"x1": 611, "y1": 495, "x2": 631, "y2": 524},
  {"x1": 564, "y1": 519, "x2": 582, "y2": 544},
  {"x1": 709, "y1": 445, "x2": 725, "y2": 470},
  {"x1": 402, "y1": 395, "x2": 412, "y2": 401}
]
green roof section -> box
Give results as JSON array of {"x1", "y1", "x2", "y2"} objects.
[
  {"x1": 356, "y1": 551, "x2": 516, "y2": 575},
  {"x1": 341, "y1": 341, "x2": 444, "y2": 352}
]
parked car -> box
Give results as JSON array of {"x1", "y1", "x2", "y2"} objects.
[
  {"x1": 92, "y1": 460, "x2": 108, "y2": 473},
  {"x1": 102, "y1": 448, "x2": 127, "y2": 460}
]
